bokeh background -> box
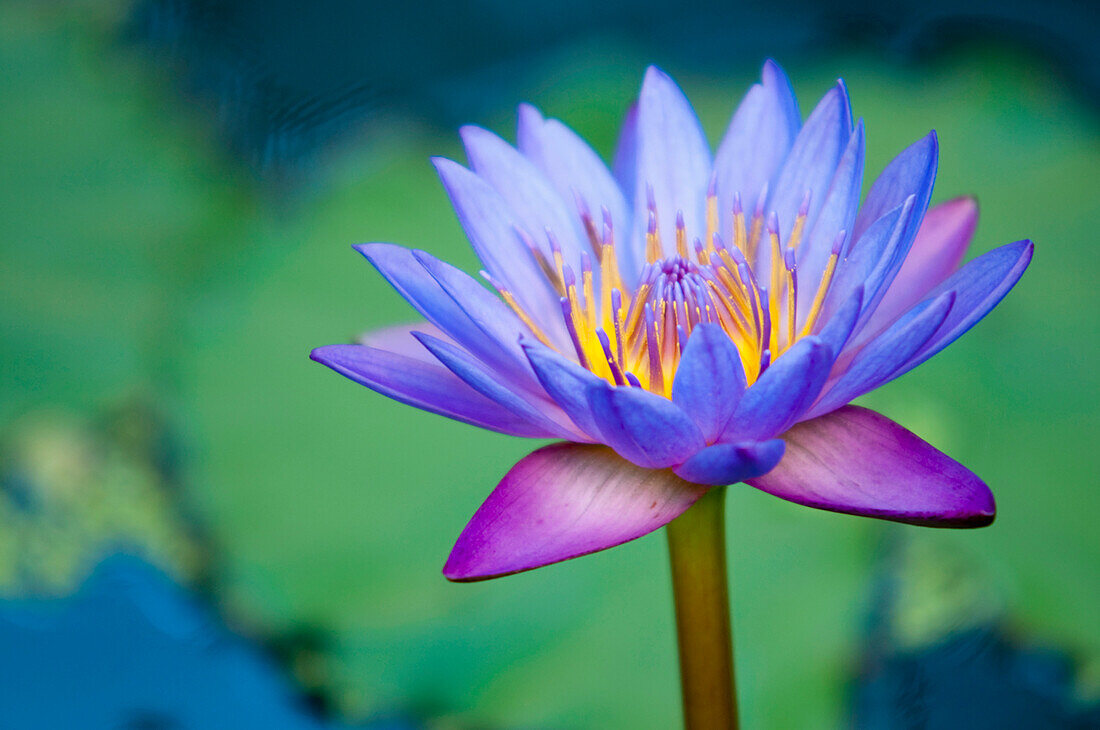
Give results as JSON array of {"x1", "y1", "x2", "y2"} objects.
[{"x1": 2, "y1": 1, "x2": 1098, "y2": 728}]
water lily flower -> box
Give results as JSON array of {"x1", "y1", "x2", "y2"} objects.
[{"x1": 312, "y1": 61, "x2": 1031, "y2": 583}]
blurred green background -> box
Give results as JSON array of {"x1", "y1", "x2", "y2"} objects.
[{"x1": 2, "y1": 1, "x2": 1098, "y2": 728}]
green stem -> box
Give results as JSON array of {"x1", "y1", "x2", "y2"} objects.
[{"x1": 666, "y1": 486, "x2": 738, "y2": 730}]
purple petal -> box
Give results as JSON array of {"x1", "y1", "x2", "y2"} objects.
[
  {"x1": 413, "y1": 332, "x2": 581, "y2": 440},
  {"x1": 310, "y1": 344, "x2": 554, "y2": 437},
  {"x1": 411, "y1": 249, "x2": 545, "y2": 390},
  {"x1": 673, "y1": 439, "x2": 786, "y2": 486},
  {"x1": 516, "y1": 103, "x2": 631, "y2": 253},
  {"x1": 671, "y1": 323, "x2": 747, "y2": 442},
  {"x1": 843, "y1": 133, "x2": 939, "y2": 342},
  {"x1": 860, "y1": 197, "x2": 978, "y2": 338},
  {"x1": 807, "y1": 290, "x2": 955, "y2": 419},
  {"x1": 357, "y1": 244, "x2": 537, "y2": 389},
  {"x1": 814, "y1": 285, "x2": 864, "y2": 361},
  {"x1": 759, "y1": 81, "x2": 852, "y2": 279},
  {"x1": 521, "y1": 339, "x2": 606, "y2": 441},
  {"x1": 433, "y1": 158, "x2": 565, "y2": 339},
  {"x1": 713, "y1": 59, "x2": 800, "y2": 240},
  {"x1": 460, "y1": 125, "x2": 587, "y2": 269},
  {"x1": 748, "y1": 406, "x2": 995, "y2": 526},
  {"x1": 631, "y1": 66, "x2": 712, "y2": 270},
  {"x1": 721, "y1": 336, "x2": 834, "y2": 442},
  {"x1": 852, "y1": 131, "x2": 939, "y2": 245},
  {"x1": 612, "y1": 102, "x2": 639, "y2": 203},
  {"x1": 885, "y1": 239, "x2": 1034, "y2": 379},
  {"x1": 797, "y1": 120, "x2": 865, "y2": 321},
  {"x1": 586, "y1": 381, "x2": 706, "y2": 468},
  {"x1": 821, "y1": 197, "x2": 917, "y2": 331},
  {"x1": 443, "y1": 442, "x2": 708, "y2": 581},
  {"x1": 357, "y1": 322, "x2": 449, "y2": 363}
]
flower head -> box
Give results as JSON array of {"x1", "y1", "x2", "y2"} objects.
[{"x1": 312, "y1": 62, "x2": 1032, "y2": 581}]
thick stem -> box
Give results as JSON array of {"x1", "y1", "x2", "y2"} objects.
[{"x1": 666, "y1": 486, "x2": 738, "y2": 730}]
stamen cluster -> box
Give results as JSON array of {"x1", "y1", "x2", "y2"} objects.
[{"x1": 489, "y1": 182, "x2": 842, "y2": 395}]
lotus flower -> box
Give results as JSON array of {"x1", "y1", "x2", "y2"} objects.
[{"x1": 312, "y1": 62, "x2": 1031, "y2": 582}]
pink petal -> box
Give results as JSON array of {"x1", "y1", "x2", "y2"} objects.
[
  {"x1": 748, "y1": 406, "x2": 995, "y2": 527},
  {"x1": 444, "y1": 443, "x2": 707, "y2": 581}
]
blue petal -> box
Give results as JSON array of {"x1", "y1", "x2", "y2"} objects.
[
  {"x1": 721, "y1": 336, "x2": 834, "y2": 441},
  {"x1": 671, "y1": 323, "x2": 747, "y2": 442},
  {"x1": 521, "y1": 339, "x2": 607, "y2": 441},
  {"x1": 797, "y1": 120, "x2": 865, "y2": 321},
  {"x1": 460, "y1": 124, "x2": 587, "y2": 273},
  {"x1": 886, "y1": 240, "x2": 1034, "y2": 379},
  {"x1": 807, "y1": 290, "x2": 956, "y2": 418},
  {"x1": 414, "y1": 333, "x2": 581, "y2": 440},
  {"x1": 713, "y1": 59, "x2": 800, "y2": 241},
  {"x1": 586, "y1": 381, "x2": 705, "y2": 468},
  {"x1": 852, "y1": 131, "x2": 939, "y2": 244},
  {"x1": 844, "y1": 132, "x2": 939, "y2": 345},
  {"x1": 815, "y1": 285, "x2": 864, "y2": 360},
  {"x1": 412, "y1": 249, "x2": 546, "y2": 389},
  {"x1": 821, "y1": 197, "x2": 916, "y2": 333},
  {"x1": 310, "y1": 344, "x2": 554, "y2": 438},
  {"x1": 358, "y1": 243, "x2": 536, "y2": 389},
  {"x1": 758, "y1": 81, "x2": 852, "y2": 281},
  {"x1": 517, "y1": 103, "x2": 631, "y2": 257},
  {"x1": 630, "y1": 66, "x2": 712, "y2": 272},
  {"x1": 433, "y1": 158, "x2": 565, "y2": 340},
  {"x1": 612, "y1": 102, "x2": 639, "y2": 203},
  {"x1": 673, "y1": 439, "x2": 786, "y2": 486}
]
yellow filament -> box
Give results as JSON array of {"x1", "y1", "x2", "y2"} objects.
[
  {"x1": 733, "y1": 209, "x2": 748, "y2": 258},
  {"x1": 800, "y1": 252, "x2": 839, "y2": 338},
  {"x1": 582, "y1": 269, "x2": 597, "y2": 331},
  {"x1": 784, "y1": 266, "x2": 796, "y2": 352},
  {"x1": 788, "y1": 212, "x2": 808, "y2": 250},
  {"x1": 747, "y1": 213, "x2": 764, "y2": 266},
  {"x1": 675, "y1": 221, "x2": 689, "y2": 259},
  {"x1": 705, "y1": 193, "x2": 719, "y2": 254},
  {"x1": 498, "y1": 289, "x2": 553, "y2": 346},
  {"x1": 646, "y1": 226, "x2": 662, "y2": 263},
  {"x1": 768, "y1": 230, "x2": 783, "y2": 353}
]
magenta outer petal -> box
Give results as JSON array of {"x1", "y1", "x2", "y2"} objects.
[
  {"x1": 444, "y1": 443, "x2": 708, "y2": 581},
  {"x1": 748, "y1": 406, "x2": 995, "y2": 527},
  {"x1": 673, "y1": 439, "x2": 785, "y2": 486}
]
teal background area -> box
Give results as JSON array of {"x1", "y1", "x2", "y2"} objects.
[{"x1": 2, "y1": 3, "x2": 1098, "y2": 728}]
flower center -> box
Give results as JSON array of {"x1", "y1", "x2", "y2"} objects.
[{"x1": 488, "y1": 184, "x2": 843, "y2": 396}]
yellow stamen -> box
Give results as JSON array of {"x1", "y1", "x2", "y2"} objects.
[
  {"x1": 800, "y1": 251, "x2": 839, "y2": 338},
  {"x1": 498, "y1": 288, "x2": 553, "y2": 346}
]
